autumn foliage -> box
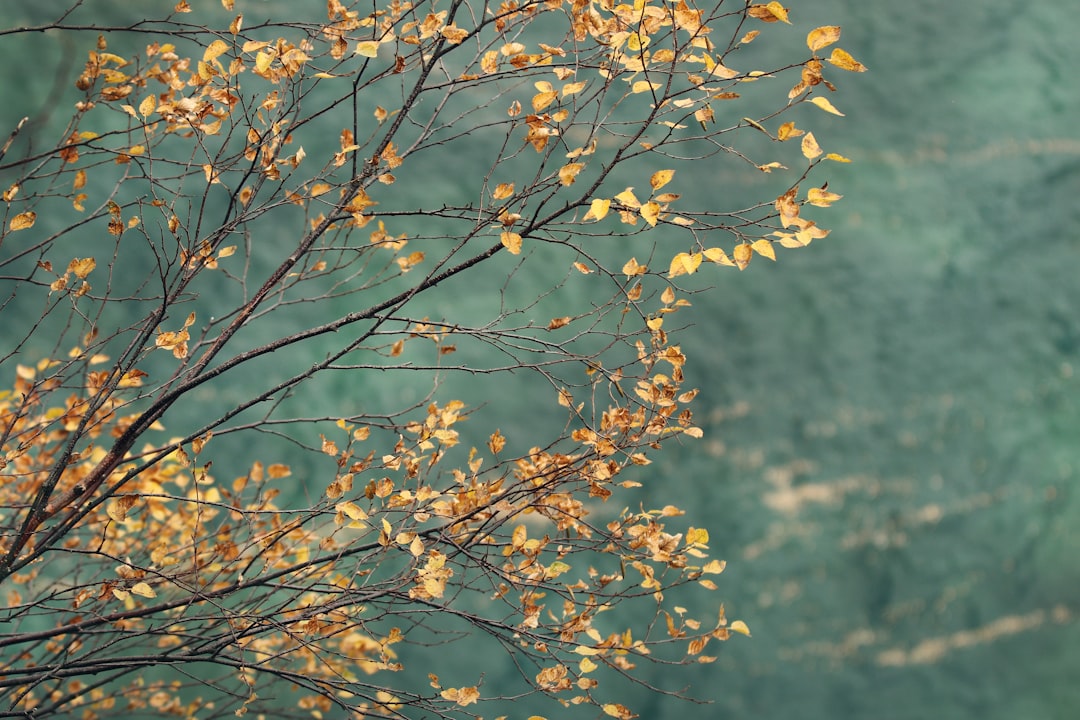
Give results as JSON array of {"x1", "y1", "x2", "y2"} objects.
[{"x1": 0, "y1": 0, "x2": 862, "y2": 717}]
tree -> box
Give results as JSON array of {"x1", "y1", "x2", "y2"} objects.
[{"x1": 0, "y1": 1, "x2": 862, "y2": 717}]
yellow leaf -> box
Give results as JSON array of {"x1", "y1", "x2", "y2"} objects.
[
  {"x1": 441, "y1": 24, "x2": 468, "y2": 44},
  {"x1": 562, "y1": 80, "x2": 587, "y2": 96},
  {"x1": 583, "y1": 198, "x2": 610, "y2": 221},
  {"x1": 777, "y1": 122, "x2": 803, "y2": 141},
  {"x1": 337, "y1": 501, "x2": 369, "y2": 522},
  {"x1": 106, "y1": 495, "x2": 137, "y2": 522},
  {"x1": 828, "y1": 48, "x2": 867, "y2": 72},
  {"x1": 558, "y1": 162, "x2": 584, "y2": 186},
  {"x1": 751, "y1": 239, "x2": 776, "y2": 260},
  {"x1": 574, "y1": 645, "x2": 601, "y2": 655},
  {"x1": 807, "y1": 187, "x2": 843, "y2": 207},
  {"x1": 668, "y1": 252, "x2": 702, "y2": 278},
  {"x1": 631, "y1": 80, "x2": 660, "y2": 94},
  {"x1": 807, "y1": 26, "x2": 841, "y2": 53},
  {"x1": 579, "y1": 657, "x2": 598, "y2": 673},
  {"x1": 532, "y1": 85, "x2": 558, "y2": 111},
  {"x1": 68, "y1": 257, "x2": 96, "y2": 278},
  {"x1": 602, "y1": 704, "x2": 634, "y2": 719},
  {"x1": 130, "y1": 582, "x2": 156, "y2": 599},
  {"x1": 650, "y1": 169, "x2": 674, "y2": 191},
  {"x1": 501, "y1": 231, "x2": 522, "y2": 254},
  {"x1": 733, "y1": 243, "x2": 753, "y2": 270},
  {"x1": 765, "y1": 2, "x2": 790, "y2": 23},
  {"x1": 640, "y1": 201, "x2": 661, "y2": 227},
  {"x1": 573, "y1": 261, "x2": 592, "y2": 274},
  {"x1": 730, "y1": 620, "x2": 751, "y2": 636},
  {"x1": 622, "y1": 257, "x2": 646, "y2": 276},
  {"x1": 138, "y1": 94, "x2": 156, "y2": 118},
  {"x1": 614, "y1": 188, "x2": 640, "y2": 208},
  {"x1": 703, "y1": 247, "x2": 734, "y2": 266},
  {"x1": 810, "y1": 96, "x2": 844, "y2": 116},
  {"x1": 355, "y1": 41, "x2": 380, "y2": 58},
  {"x1": 702, "y1": 559, "x2": 727, "y2": 574},
  {"x1": 9, "y1": 211, "x2": 35, "y2": 231},
  {"x1": 441, "y1": 687, "x2": 480, "y2": 706},
  {"x1": 742, "y1": 117, "x2": 769, "y2": 135},
  {"x1": 824, "y1": 152, "x2": 851, "y2": 162},
  {"x1": 801, "y1": 132, "x2": 822, "y2": 159},
  {"x1": 493, "y1": 182, "x2": 514, "y2": 199},
  {"x1": 203, "y1": 39, "x2": 230, "y2": 63}
]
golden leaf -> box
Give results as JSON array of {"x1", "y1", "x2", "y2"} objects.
[
  {"x1": 777, "y1": 122, "x2": 803, "y2": 141},
  {"x1": 824, "y1": 152, "x2": 852, "y2": 162},
  {"x1": 558, "y1": 162, "x2": 583, "y2": 186},
  {"x1": 337, "y1": 501, "x2": 369, "y2": 522},
  {"x1": 562, "y1": 80, "x2": 587, "y2": 96},
  {"x1": 441, "y1": 25, "x2": 468, "y2": 44},
  {"x1": 614, "y1": 188, "x2": 640, "y2": 208},
  {"x1": 748, "y1": 2, "x2": 790, "y2": 23},
  {"x1": 668, "y1": 252, "x2": 702, "y2": 278},
  {"x1": 9, "y1": 211, "x2": 35, "y2": 231},
  {"x1": 801, "y1": 132, "x2": 822, "y2": 159},
  {"x1": 130, "y1": 582, "x2": 156, "y2": 599},
  {"x1": 810, "y1": 96, "x2": 844, "y2": 116},
  {"x1": 138, "y1": 94, "x2": 156, "y2": 118},
  {"x1": 730, "y1": 620, "x2": 751, "y2": 636},
  {"x1": 68, "y1": 257, "x2": 96, "y2": 278},
  {"x1": 650, "y1": 169, "x2": 674, "y2": 191},
  {"x1": 622, "y1": 257, "x2": 646, "y2": 276},
  {"x1": 702, "y1": 559, "x2": 727, "y2": 574},
  {"x1": 640, "y1": 201, "x2": 661, "y2": 227},
  {"x1": 493, "y1": 182, "x2": 514, "y2": 199},
  {"x1": 602, "y1": 704, "x2": 634, "y2": 719},
  {"x1": 106, "y1": 495, "x2": 138, "y2": 522},
  {"x1": 632, "y1": 80, "x2": 660, "y2": 94},
  {"x1": 733, "y1": 243, "x2": 753, "y2": 270},
  {"x1": 766, "y1": 1, "x2": 790, "y2": 23},
  {"x1": 807, "y1": 187, "x2": 843, "y2": 207},
  {"x1": 547, "y1": 316, "x2": 571, "y2": 330},
  {"x1": 703, "y1": 247, "x2": 735, "y2": 266},
  {"x1": 829, "y1": 47, "x2": 867, "y2": 72},
  {"x1": 583, "y1": 198, "x2": 610, "y2": 221},
  {"x1": 500, "y1": 232, "x2": 522, "y2": 255},
  {"x1": 807, "y1": 26, "x2": 841, "y2": 52},
  {"x1": 355, "y1": 41, "x2": 380, "y2": 58},
  {"x1": 532, "y1": 80, "x2": 558, "y2": 111},
  {"x1": 751, "y1": 239, "x2": 776, "y2": 260},
  {"x1": 203, "y1": 39, "x2": 230, "y2": 63}
]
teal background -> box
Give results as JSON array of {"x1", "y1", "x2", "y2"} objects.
[{"x1": 2, "y1": 1, "x2": 1078, "y2": 718}]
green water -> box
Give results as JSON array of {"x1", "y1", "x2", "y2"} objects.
[{"x1": 1, "y1": 1, "x2": 1078, "y2": 718}]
